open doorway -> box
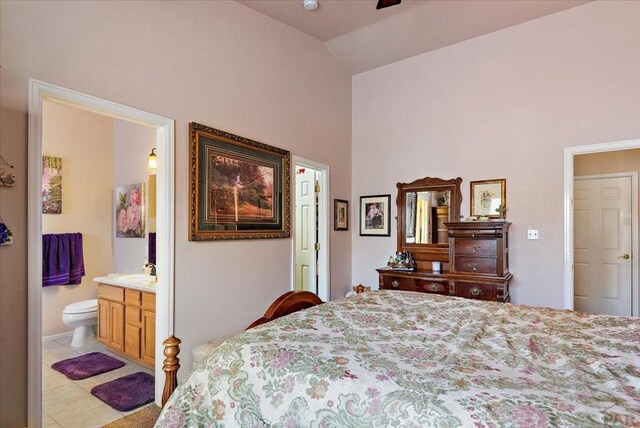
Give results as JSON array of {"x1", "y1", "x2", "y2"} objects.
[
  {"x1": 564, "y1": 139, "x2": 640, "y2": 317},
  {"x1": 28, "y1": 80, "x2": 175, "y2": 427},
  {"x1": 292, "y1": 157, "x2": 329, "y2": 301}
]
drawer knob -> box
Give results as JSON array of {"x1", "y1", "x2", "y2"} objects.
[
  {"x1": 428, "y1": 284, "x2": 438, "y2": 292},
  {"x1": 470, "y1": 286, "x2": 481, "y2": 296},
  {"x1": 472, "y1": 245, "x2": 480, "y2": 253},
  {"x1": 391, "y1": 280, "x2": 400, "y2": 288},
  {"x1": 472, "y1": 263, "x2": 478, "y2": 271}
]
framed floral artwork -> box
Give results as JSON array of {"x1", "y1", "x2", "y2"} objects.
[
  {"x1": 360, "y1": 194, "x2": 391, "y2": 236},
  {"x1": 115, "y1": 182, "x2": 145, "y2": 238},
  {"x1": 189, "y1": 122, "x2": 290, "y2": 240},
  {"x1": 470, "y1": 178, "x2": 506, "y2": 219}
]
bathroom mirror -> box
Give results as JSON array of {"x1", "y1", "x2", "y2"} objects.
[{"x1": 396, "y1": 177, "x2": 462, "y2": 261}]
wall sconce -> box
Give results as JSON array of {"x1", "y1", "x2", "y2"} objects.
[{"x1": 148, "y1": 148, "x2": 157, "y2": 170}]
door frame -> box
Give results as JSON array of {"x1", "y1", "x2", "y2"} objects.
[
  {"x1": 27, "y1": 79, "x2": 176, "y2": 426},
  {"x1": 573, "y1": 172, "x2": 638, "y2": 316},
  {"x1": 292, "y1": 156, "x2": 330, "y2": 302},
  {"x1": 564, "y1": 138, "x2": 640, "y2": 315}
]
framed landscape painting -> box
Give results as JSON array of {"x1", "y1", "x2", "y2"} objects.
[
  {"x1": 189, "y1": 122, "x2": 290, "y2": 240},
  {"x1": 42, "y1": 156, "x2": 62, "y2": 214}
]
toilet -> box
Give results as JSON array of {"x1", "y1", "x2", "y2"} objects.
[{"x1": 62, "y1": 299, "x2": 98, "y2": 348}]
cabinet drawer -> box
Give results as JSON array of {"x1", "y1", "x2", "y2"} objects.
[
  {"x1": 455, "y1": 239, "x2": 496, "y2": 256},
  {"x1": 417, "y1": 281, "x2": 448, "y2": 295},
  {"x1": 455, "y1": 256, "x2": 497, "y2": 275},
  {"x1": 455, "y1": 282, "x2": 498, "y2": 301},
  {"x1": 382, "y1": 276, "x2": 417, "y2": 291},
  {"x1": 125, "y1": 306, "x2": 141, "y2": 324},
  {"x1": 142, "y1": 292, "x2": 156, "y2": 311},
  {"x1": 98, "y1": 284, "x2": 124, "y2": 302},
  {"x1": 125, "y1": 289, "x2": 141, "y2": 305}
]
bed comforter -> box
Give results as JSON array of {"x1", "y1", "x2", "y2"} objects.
[{"x1": 157, "y1": 290, "x2": 640, "y2": 427}]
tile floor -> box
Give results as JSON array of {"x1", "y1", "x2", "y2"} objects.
[{"x1": 42, "y1": 336, "x2": 155, "y2": 428}]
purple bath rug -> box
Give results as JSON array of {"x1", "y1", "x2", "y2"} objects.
[
  {"x1": 91, "y1": 372, "x2": 155, "y2": 412},
  {"x1": 52, "y1": 352, "x2": 125, "y2": 380}
]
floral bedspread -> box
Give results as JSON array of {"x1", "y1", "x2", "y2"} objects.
[{"x1": 157, "y1": 291, "x2": 640, "y2": 427}]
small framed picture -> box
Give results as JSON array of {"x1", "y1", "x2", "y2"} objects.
[
  {"x1": 360, "y1": 194, "x2": 391, "y2": 236},
  {"x1": 470, "y1": 179, "x2": 506, "y2": 219},
  {"x1": 334, "y1": 199, "x2": 349, "y2": 231}
]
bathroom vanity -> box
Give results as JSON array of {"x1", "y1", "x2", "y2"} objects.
[{"x1": 95, "y1": 274, "x2": 156, "y2": 368}]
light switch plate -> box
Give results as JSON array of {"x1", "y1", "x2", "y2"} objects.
[{"x1": 527, "y1": 229, "x2": 539, "y2": 240}]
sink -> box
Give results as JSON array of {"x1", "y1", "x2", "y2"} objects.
[{"x1": 116, "y1": 274, "x2": 156, "y2": 283}]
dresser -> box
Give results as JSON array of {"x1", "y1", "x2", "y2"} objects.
[{"x1": 378, "y1": 221, "x2": 512, "y2": 302}]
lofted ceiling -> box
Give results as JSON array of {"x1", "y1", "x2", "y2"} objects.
[{"x1": 237, "y1": 0, "x2": 590, "y2": 75}]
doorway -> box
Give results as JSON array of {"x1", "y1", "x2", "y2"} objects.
[
  {"x1": 292, "y1": 157, "x2": 329, "y2": 301},
  {"x1": 28, "y1": 80, "x2": 175, "y2": 427},
  {"x1": 564, "y1": 139, "x2": 640, "y2": 316},
  {"x1": 573, "y1": 173, "x2": 635, "y2": 316}
]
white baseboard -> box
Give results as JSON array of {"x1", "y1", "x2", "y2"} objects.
[{"x1": 42, "y1": 331, "x2": 73, "y2": 342}]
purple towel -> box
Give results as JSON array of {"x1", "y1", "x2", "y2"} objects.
[
  {"x1": 43, "y1": 233, "x2": 85, "y2": 286},
  {"x1": 148, "y1": 232, "x2": 156, "y2": 265}
]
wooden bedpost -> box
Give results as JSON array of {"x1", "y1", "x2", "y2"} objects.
[{"x1": 162, "y1": 335, "x2": 181, "y2": 407}]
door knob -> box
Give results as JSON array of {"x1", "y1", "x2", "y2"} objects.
[{"x1": 618, "y1": 254, "x2": 631, "y2": 260}]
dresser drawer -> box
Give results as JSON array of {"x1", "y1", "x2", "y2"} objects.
[
  {"x1": 416, "y1": 281, "x2": 448, "y2": 295},
  {"x1": 455, "y1": 239, "x2": 497, "y2": 256},
  {"x1": 455, "y1": 282, "x2": 497, "y2": 301},
  {"x1": 455, "y1": 256, "x2": 497, "y2": 275},
  {"x1": 382, "y1": 276, "x2": 418, "y2": 291}
]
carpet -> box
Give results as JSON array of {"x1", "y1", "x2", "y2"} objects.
[
  {"x1": 91, "y1": 372, "x2": 155, "y2": 412},
  {"x1": 52, "y1": 352, "x2": 125, "y2": 380},
  {"x1": 101, "y1": 404, "x2": 161, "y2": 428}
]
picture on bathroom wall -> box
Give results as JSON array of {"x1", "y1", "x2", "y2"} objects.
[
  {"x1": 42, "y1": 155, "x2": 63, "y2": 214},
  {"x1": 115, "y1": 182, "x2": 145, "y2": 238}
]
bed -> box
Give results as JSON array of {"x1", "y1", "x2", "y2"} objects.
[{"x1": 156, "y1": 290, "x2": 640, "y2": 427}]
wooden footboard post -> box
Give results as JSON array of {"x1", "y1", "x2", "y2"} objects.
[{"x1": 162, "y1": 335, "x2": 181, "y2": 407}]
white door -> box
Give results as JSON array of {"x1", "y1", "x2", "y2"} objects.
[
  {"x1": 295, "y1": 168, "x2": 317, "y2": 292},
  {"x1": 574, "y1": 176, "x2": 632, "y2": 316}
]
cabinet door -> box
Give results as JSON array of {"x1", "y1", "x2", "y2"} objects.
[
  {"x1": 97, "y1": 299, "x2": 110, "y2": 345},
  {"x1": 109, "y1": 302, "x2": 125, "y2": 352},
  {"x1": 124, "y1": 323, "x2": 141, "y2": 359},
  {"x1": 142, "y1": 310, "x2": 155, "y2": 365}
]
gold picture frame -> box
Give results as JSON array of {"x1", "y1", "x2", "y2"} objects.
[
  {"x1": 470, "y1": 178, "x2": 506, "y2": 219},
  {"x1": 189, "y1": 122, "x2": 290, "y2": 240}
]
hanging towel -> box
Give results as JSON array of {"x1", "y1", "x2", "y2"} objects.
[
  {"x1": 148, "y1": 232, "x2": 156, "y2": 265},
  {"x1": 43, "y1": 233, "x2": 85, "y2": 286}
]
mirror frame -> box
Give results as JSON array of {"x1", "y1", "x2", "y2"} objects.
[{"x1": 396, "y1": 177, "x2": 463, "y2": 260}]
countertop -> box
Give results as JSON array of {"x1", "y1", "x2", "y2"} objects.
[{"x1": 94, "y1": 273, "x2": 157, "y2": 293}]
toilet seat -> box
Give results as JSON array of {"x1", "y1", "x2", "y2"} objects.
[{"x1": 63, "y1": 299, "x2": 98, "y2": 315}]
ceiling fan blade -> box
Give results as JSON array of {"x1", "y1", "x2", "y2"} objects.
[{"x1": 376, "y1": 0, "x2": 402, "y2": 10}]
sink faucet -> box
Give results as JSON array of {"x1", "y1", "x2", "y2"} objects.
[{"x1": 144, "y1": 262, "x2": 156, "y2": 276}]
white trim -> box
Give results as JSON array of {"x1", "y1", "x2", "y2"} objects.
[
  {"x1": 564, "y1": 139, "x2": 640, "y2": 313},
  {"x1": 292, "y1": 157, "x2": 330, "y2": 302},
  {"x1": 28, "y1": 79, "x2": 176, "y2": 427},
  {"x1": 42, "y1": 331, "x2": 74, "y2": 342},
  {"x1": 573, "y1": 172, "x2": 638, "y2": 317}
]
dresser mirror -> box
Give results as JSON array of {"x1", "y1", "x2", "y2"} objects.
[{"x1": 396, "y1": 177, "x2": 462, "y2": 264}]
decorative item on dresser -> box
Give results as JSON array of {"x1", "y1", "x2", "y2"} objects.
[{"x1": 377, "y1": 176, "x2": 512, "y2": 303}]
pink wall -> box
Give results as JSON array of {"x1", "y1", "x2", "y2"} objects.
[
  {"x1": 0, "y1": 1, "x2": 351, "y2": 425},
  {"x1": 352, "y1": 1, "x2": 640, "y2": 307}
]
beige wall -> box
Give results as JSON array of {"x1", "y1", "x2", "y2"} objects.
[
  {"x1": 112, "y1": 120, "x2": 157, "y2": 274},
  {"x1": 575, "y1": 149, "x2": 640, "y2": 177},
  {"x1": 352, "y1": 1, "x2": 640, "y2": 308},
  {"x1": 0, "y1": 1, "x2": 352, "y2": 425},
  {"x1": 41, "y1": 101, "x2": 114, "y2": 337}
]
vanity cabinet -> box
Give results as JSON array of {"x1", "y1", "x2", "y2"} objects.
[{"x1": 97, "y1": 284, "x2": 155, "y2": 367}]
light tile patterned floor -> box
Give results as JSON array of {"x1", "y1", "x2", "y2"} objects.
[{"x1": 42, "y1": 336, "x2": 155, "y2": 428}]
